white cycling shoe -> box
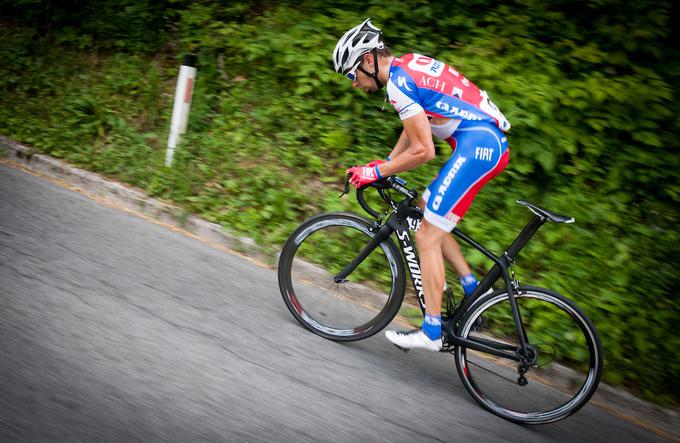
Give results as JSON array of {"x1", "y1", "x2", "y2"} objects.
[{"x1": 385, "y1": 329, "x2": 442, "y2": 352}]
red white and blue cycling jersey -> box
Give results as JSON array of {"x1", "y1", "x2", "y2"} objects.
[
  {"x1": 387, "y1": 53, "x2": 510, "y2": 132},
  {"x1": 387, "y1": 53, "x2": 511, "y2": 231}
]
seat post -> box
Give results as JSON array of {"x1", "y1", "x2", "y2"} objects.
[
  {"x1": 505, "y1": 214, "x2": 547, "y2": 260},
  {"x1": 481, "y1": 215, "x2": 547, "y2": 288}
]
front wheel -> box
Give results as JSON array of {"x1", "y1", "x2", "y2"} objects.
[
  {"x1": 278, "y1": 212, "x2": 406, "y2": 341},
  {"x1": 454, "y1": 286, "x2": 603, "y2": 424}
]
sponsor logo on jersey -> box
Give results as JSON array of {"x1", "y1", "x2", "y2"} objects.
[
  {"x1": 475, "y1": 147, "x2": 494, "y2": 161},
  {"x1": 397, "y1": 76, "x2": 413, "y2": 92},
  {"x1": 389, "y1": 99, "x2": 404, "y2": 113},
  {"x1": 413, "y1": 55, "x2": 433, "y2": 66},
  {"x1": 432, "y1": 157, "x2": 466, "y2": 210},
  {"x1": 435, "y1": 101, "x2": 484, "y2": 121},
  {"x1": 419, "y1": 76, "x2": 447, "y2": 92},
  {"x1": 408, "y1": 54, "x2": 445, "y2": 77},
  {"x1": 445, "y1": 212, "x2": 461, "y2": 224},
  {"x1": 478, "y1": 90, "x2": 511, "y2": 131}
]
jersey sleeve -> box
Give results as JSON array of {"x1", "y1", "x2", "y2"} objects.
[{"x1": 386, "y1": 72, "x2": 423, "y2": 120}]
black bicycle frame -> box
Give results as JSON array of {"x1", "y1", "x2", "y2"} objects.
[
  {"x1": 334, "y1": 200, "x2": 549, "y2": 362},
  {"x1": 444, "y1": 215, "x2": 547, "y2": 359}
]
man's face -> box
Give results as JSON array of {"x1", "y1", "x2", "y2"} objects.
[
  {"x1": 352, "y1": 67, "x2": 379, "y2": 93},
  {"x1": 351, "y1": 56, "x2": 379, "y2": 93}
]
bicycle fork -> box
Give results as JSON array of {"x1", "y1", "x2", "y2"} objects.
[
  {"x1": 335, "y1": 211, "x2": 428, "y2": 310},
  {"x1": 333, "y1": 222, "x2": 395, "y2": 284}
]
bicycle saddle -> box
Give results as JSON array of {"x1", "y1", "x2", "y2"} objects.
[{"x1": 517, "y1": 200, "x2": 575, "y2": 223}]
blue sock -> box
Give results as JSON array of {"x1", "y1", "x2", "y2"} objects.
[
  {"x1": 422, "y1": 314, "x2": 442, "y2": 340},
  {"x1": 460, "y1": 273, "x2": 479, "y2": 297}
]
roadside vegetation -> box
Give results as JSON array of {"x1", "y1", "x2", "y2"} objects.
[{"x1": 0, "y1": 0, "x2": 677, "y2": 406}]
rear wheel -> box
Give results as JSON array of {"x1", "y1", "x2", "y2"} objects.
[
  {"x1": 278, "y1": 212, "x2": 406, "y2": 341},
  {"x1": 454, "y1": 286, "x2": 603, "y2": 424}
]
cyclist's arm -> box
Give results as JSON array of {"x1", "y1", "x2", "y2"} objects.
[
  {"x1": 377, "y1": 111, "x2": 435, "y2": 177},
  {"x1": 389, "y1": 129, "x2": 411, "y2": 160}
]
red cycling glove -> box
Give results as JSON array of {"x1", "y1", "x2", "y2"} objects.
[
  {"x1": 346, "y1": 165, "x2": 382, "y2": 188},
  {"x1": 366, "y1": 159, "x2": 387, "y2": 167}
]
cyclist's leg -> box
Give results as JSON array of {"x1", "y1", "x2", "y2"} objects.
[
  {"x1": 385, "y1": 196, "x2": 464, "y2": 349},
  {"x1": 441, "y1": 235, "x2": 472, "y2": 277},
  {"x1": 437, "y1": 134, "x2": 474, "y2": 282},
  {"x1": 384, "y1": 217, "x2": 448, "y2": 351},
  {"x1": 417, "y1": 199, "x2": 472, "y2": 279},
  {"x1": 414, "y1": 220, "x2": 450, "y2": 319},
  {"x1": 422, "y1": 121, "x2": 509, "y2": 292},
  {"x1": 386, "y1": 122, "x2": 508, "y2": 351}
]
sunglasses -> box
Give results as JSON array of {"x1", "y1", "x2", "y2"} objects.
[{"x1": 345, "y1": 61, "x2": 372, "y2": 81}]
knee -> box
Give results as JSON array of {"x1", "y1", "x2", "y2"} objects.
[{"x1": 415, "y1": 223, "x2": 443, "y2": 250}]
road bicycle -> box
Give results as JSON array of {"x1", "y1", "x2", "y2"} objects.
[{"x1": 278, "y1": 175, "x2": 603, "y2": 424}]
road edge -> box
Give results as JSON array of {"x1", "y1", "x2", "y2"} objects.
[
  {"x1": 0, "y1": 136, "x2": 271, "y2": 267},
  {"x1": 1, "y1": 136, "x2": 678, "y2": 441}
]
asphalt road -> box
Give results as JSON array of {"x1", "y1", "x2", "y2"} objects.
[{"x1": 0, "y1": 162, "x2": 665, "y2": 442}]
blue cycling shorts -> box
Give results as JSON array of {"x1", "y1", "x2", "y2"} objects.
[{"x1": 422, "y1": 121, "x2": 509, "y2": 232}]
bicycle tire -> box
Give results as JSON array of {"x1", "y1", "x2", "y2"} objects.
[
  {"x1": 278, "y1": 212, "x2": 406, "y2": 341},
  {"x1": 454, "y1": 286, "x2": 603, "y2": 424}
]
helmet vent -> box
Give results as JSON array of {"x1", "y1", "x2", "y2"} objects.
[{"x1": 341, "y1": 48, "x2": 349, "y2": 67}]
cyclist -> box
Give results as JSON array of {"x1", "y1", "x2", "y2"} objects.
[{"x1": 335, "y1": 19, "x2": 510, "y2": 351}]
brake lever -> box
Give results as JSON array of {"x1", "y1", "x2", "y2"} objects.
[{"x1": 339, "y1": 171, "x2": 353, "y2": 197}]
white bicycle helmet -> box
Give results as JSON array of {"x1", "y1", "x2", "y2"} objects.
[{"x1": 333, "y1": 18, "x2": 385, "y2": 75}]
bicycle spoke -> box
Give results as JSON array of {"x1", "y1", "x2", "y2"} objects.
[{"x1": 467, "y1": 359, "x2": 519, "y2": 385}]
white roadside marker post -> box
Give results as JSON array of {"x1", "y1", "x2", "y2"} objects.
[{"x1": 166, "y1": 55, "x2": 197, "y2": 167}]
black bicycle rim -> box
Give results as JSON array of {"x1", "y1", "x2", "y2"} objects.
[{"x1": 278, "y1": 212, "x2": 406, "y2": 341}]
